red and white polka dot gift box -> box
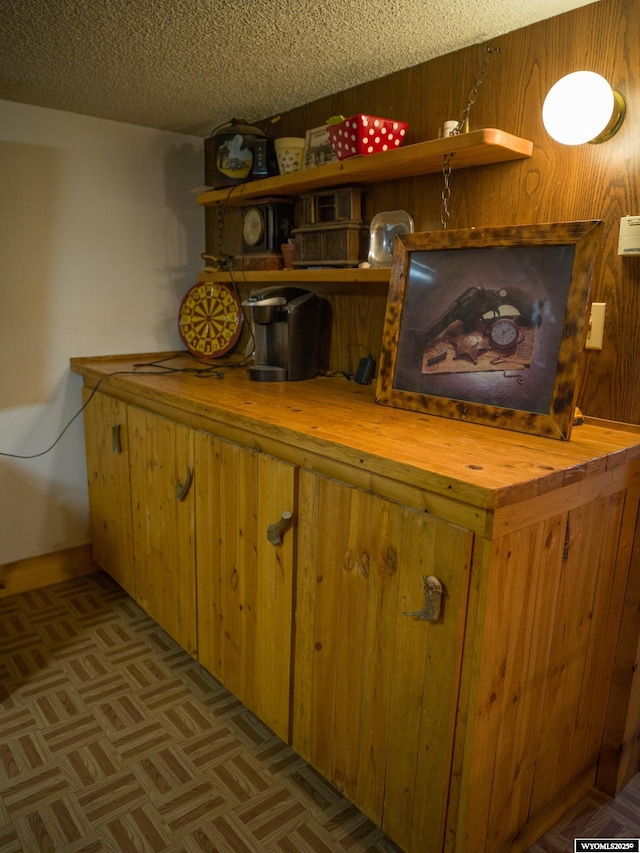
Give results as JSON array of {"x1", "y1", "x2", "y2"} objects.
[{"x1": 327, "y1": 114, "x2": 409, "y2": 160}]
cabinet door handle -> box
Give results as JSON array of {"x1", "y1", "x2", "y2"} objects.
[
  {"x1": 404, "y1": 575, "x2": 443, "y2": 621},
  {"x1": 267, "y1": 510, "x2": 293, "y2": 546},
  {"x1": 112, "y1": 424, "x2": 122, "y2": 454},
  {"x1": 175, "y1": 466, "x2": 193, "y2": 502}
]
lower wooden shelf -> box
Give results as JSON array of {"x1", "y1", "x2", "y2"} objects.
[{"x1": 197, "y1": 267, "x2": 392, "y2": 285}]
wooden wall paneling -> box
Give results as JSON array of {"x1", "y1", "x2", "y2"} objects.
[
  {"x1": 267, "y1": 0, "x2": 640, "y2": 425},
  {"x1": 313, "y1": 280, "x2": 389, "y2": 374}
]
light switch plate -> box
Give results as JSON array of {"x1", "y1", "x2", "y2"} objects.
[{"x1": 585, "y1": 303, "x2": 606, "y2": 350}]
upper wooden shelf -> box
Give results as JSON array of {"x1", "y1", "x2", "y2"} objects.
[{"x1": 196, "y1": 128, "x2": 533, "y2": 207}]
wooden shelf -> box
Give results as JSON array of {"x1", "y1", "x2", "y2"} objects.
[
  {"x1": 197, "y1": 268, "x2": 392, "y2": 284},
  {"x1": 196, "y1": 128, "x2": 533, "y2": 207}
]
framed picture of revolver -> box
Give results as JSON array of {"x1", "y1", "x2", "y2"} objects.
[{"x1": 375, "y1": 221, "x2": 602, "y2": 440}]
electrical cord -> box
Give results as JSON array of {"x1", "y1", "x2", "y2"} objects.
[
  {"x1": 209, "y1": 183, "x2": 257, "y2": 360},
  {"x1": 322, "y1": 343, "x2": 376, "y2": 384},
  {"x1": 324, "y1": 370, "x2": 354, "y2": 381},
  {"x1": 0, "y1": 354, "x2": 239, "y2": 460},
  {"x1": 346, "y1": 342, "x2": 373, "y2": 375},
  {"x1": 5, "y1": 183, "x2": 257, "y2": 461},
  {"x1": 4, "y1": 176, "x2": 249, "y2": 464}
]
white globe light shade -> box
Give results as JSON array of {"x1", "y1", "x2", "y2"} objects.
[{"x1": 542, "y1": 71, "x2": 618, "y2": 145}]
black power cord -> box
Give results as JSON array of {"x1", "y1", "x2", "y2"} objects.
[
  {"x1": 324, "y1": 343, "x2": 376, "y2": 385},
  {"x1": 0, "y1": 354, "x2": 239, "y2": 460}
]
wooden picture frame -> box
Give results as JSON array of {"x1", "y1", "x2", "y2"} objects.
[
  {"x1": 375, "y1": 221, "x2": 602, "y2": 440},
  {"x1": 302, "y1": 125, "x2": 338, "y2": 169}
]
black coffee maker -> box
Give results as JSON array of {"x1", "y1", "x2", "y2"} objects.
[{"x1": 243, "y1": 286, "x2": 324, "y2": 382}]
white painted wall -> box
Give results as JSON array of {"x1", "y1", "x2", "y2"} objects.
[{"x1": 0, "y1": 100, "x2": 204, "y2": 564}]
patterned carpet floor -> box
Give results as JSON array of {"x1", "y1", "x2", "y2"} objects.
[{"x1": 1, "y1": 570, "x2": 639, "y2": 852}]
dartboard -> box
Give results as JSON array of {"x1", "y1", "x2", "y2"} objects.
[{"x1": 178, "y1": 282, "x2": 243, "y2": 358}]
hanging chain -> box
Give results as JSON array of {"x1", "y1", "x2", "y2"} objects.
[
  {"x1": 452, "y1": 43, "x2": 500, "y2": 137},
  {"x1": 440, "y1": 156, "x2": 453, "y2": 229},
  {"x1": 441, "y1": 43, "x2": 500, "y2": 228}
]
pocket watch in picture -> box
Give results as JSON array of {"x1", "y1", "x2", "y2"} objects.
[
  {"x1": 488, "y1": 316, "x2": 521, "y2": 353},
  {"x1": 178, "y1": 282, "x2": 243, "y2": 358}
]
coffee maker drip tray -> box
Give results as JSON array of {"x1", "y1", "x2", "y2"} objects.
[{"x1": 249, "y1": 364, "x2": 288, "y2": 382}]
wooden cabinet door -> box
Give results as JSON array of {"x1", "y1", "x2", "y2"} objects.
[
  {"x1": 293, "y1": 470, "x2": 473, "y2": 853},
  {"x1": 82, "y1": 390, "x2": 135, "y2": 596},
  {"x1": 195, "y1": 432, "x2": 296, "y2": 742},
  {"x1": 128, "y1": 405, "x2": 196, "y2": 656}
]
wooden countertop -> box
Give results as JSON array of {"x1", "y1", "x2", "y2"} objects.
[{"x1": 70, "y1": 353, "x2": 640, "y2": 517}]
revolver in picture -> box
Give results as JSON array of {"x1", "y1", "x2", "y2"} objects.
[{"x1": 419, "y1": 285, "x2": 545, "y2": 349}]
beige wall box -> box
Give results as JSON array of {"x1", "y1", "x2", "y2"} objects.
[{"x1": 618, "y1": 216, "x2": 640, "y2": 255}]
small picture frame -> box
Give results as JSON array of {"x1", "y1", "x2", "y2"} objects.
[
  {"x1": 375, "y1": 221, "x2": 602, "y2": 440},
  {"x1": 303, "y1": 125, "x2": 338, "y2": 169}
]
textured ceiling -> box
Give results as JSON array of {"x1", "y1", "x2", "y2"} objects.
[{"x1": 1, "y1": 0, "x2": 598, "y2": 138}]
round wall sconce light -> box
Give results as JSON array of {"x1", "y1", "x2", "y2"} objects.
[{"x1": 542, "y1": 71, "x2": 626, "y2": 144}]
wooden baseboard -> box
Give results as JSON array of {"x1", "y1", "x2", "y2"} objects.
[{"x1": 0, "y1": 544, "x2": 99, "y2": 598}]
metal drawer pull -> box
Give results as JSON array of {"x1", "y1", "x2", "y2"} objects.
[
  {"x1": 404, "y1": 575, "x2": 443, "y2": 621},
  {"x1": 267, "y1": 511, "x2": 293, "y2": 546},
  {"x1": 112, "y1": 424, "x2": 122, "y2": 454},
  {"x1": 175, "y1": 466, "x2": 193, "y2": 501}
]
